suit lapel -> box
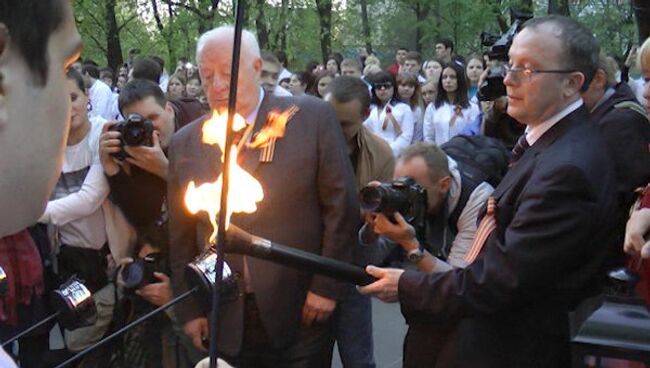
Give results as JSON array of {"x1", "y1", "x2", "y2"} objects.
[{"x1": 491, "y1": 105, "x2": 588, "y2": 201}]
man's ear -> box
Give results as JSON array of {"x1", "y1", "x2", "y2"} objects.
[
  {"x1": 438, "y1": 175, "x2": 452, "y2": 193},
  {"x1": 565, "y1": 71, "x2": 586, "y2": 98}
]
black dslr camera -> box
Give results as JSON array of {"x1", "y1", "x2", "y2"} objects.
[
  {"x1": 478, "y1": 9, "x2": 533, "y2": 101},
  {"x1": 360, "y1": 176, "x2": 427, "y2": 226},
  {"x1": 121, "y1": 253, "x2": 164, "y2": 292},
  {"x1": 108, "y1": 113, "x2": 154, "y2": 161}
]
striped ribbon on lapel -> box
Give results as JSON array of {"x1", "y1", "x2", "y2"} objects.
[{"x1": 465, "y1": 196, "x2": 497, "y2": 263}]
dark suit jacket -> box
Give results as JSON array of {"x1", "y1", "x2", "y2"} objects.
[
  {"x1": 398, "y1": 105, "x2": 618, "y2": 368},
  {"x1": 167, "y1": 93, "x2": 359, "y2": 355},
  {"x1": 591, "y1": 83, "x2": 650, "y2": 267}
]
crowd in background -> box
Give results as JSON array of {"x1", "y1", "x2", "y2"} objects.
[{"x1": 2, "y1": 14, "x2": 650, "y2": 368}]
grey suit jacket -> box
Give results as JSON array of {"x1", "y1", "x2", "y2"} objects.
[{"x1": 167, "y1": 93, "x2": 360, "y2": 355}]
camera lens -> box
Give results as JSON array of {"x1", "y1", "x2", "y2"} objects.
[
  {"x1": 124, "y1": 126, "x2": 145, "y2": 146},
  {"x1": 121, "y1": 261, "x2": 145, "y2": 290},
  {"x1": 360, "y1": 186, "x2": 384, "y2": 212}
]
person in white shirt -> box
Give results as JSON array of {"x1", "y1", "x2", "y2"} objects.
[
  {"x1": 260, "y1": 51, "x2": 294, "y2": 97},
  {"x1": 423, "y1": 62, "x2": 480, "y2": 145},
  {"x1": 38, "y1": 69, "x2": 134, "y2": 352},
  {"x1": 396, "y1": 73, "x2": 424, "y2": 143},
  {"x1": 363, "y1": 71, "x2": 415, "y2": 156},
  {"x1": 82, "y1": 64, "x2": 116, "y2": 121}
]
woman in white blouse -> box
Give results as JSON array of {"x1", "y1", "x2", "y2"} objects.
[
  {"x1": 423, "y1": 62, "x2": 480, "y2": 146},
  {"x1": 363, "y1": 71, "x2": 415, "y2": 156}
]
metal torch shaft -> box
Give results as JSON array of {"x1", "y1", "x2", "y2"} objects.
[
  {"x1": 209, "y1": 1, "x2": 246, "y2": 367},
  {"x1": 54, "y1": 287, "x2": 198, "y2": 368},
  {"x1": 1, "y1": 311, "x2": 60, "y2": 347}
]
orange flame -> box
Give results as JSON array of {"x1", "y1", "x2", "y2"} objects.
[
  {"x1": 248, "y1": 106, "x2": 299, "y2": 149},
  {"x1": 184, "y1": 110, "x2": 264, "y2": 243}
]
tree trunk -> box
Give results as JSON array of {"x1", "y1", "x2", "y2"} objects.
[
  {"x1": 414, "y1": 1, "x2": 430, "y2": 54},
  {"x1": 547, "y1": 0, "x2": 569, "y2": 16},
  {"x1": 105, "y1": 0, "x2": 123, "y2": 71},
  {"x1": 150, "y1": 0, "x2": 175, "y2": 70},
  {"x1": 315, "y1": 0, "x2": 333, "y2": 63},
  {"x1": 254, "y1": 0, "x2": 269, "y2": 50},
  {"x1": 359, "y1": 0, "x2": 372, "y2": 54},
  {"x1": 633, "y1": 0, "x2": 650, "y2": 42}
]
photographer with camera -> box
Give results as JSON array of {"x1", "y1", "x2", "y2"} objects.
[
  {"x1": 360, "y1": 142, "x2": 493, "y2": 272},
  {"x1": 99, "y1": 79, "x2": 204, "y2": 229},
  {"x1": 111, "y1": 223, "x2": 199, "y2": 368}
]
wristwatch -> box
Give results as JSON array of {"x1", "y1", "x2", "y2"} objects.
[{"x1": 407, "y1": 248, "x2": 424, "y2": 263}]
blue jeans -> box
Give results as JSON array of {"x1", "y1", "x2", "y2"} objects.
[{"x1": 333, "y1": 289, "x2": 375, "y2": 368}]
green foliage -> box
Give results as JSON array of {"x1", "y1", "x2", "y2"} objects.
[{"x1": 73, "y1": 0, "x2": 642, "y2": 72}]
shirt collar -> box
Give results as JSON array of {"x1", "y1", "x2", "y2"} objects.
[
  {"x1": 589, "y1": 87, "x2": 615, "y2": 113},
  {"x1": 245, "y1": 88, "x2": 265, "y2": 125},
  {"x1": 525, "y1": 98, "x2": 583, "y2": 146}
]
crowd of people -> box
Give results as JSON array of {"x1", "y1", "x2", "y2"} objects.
[{"x1": 1, "y1": 2, "x2": 650, "y2": 368}]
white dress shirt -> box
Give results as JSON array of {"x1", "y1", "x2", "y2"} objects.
[
  {"x1": 423, "y1": 101, "x2": 480, "y2": 146},
  {"x1": 525, "y1": 98, "x2": 583, "y2": 146},
  {"x1": 88, "y1": 80, "x2": 116, "y2": 121},
  {"x1": 363, "y1": 101, "x2": 415, "y2": 156}
]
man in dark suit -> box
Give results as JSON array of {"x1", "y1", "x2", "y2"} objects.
[
  {"x1": 360, "y1": 16, "x2": 618, "y2": 368},
  {"x1": 167, "y1": 26, "x2": 359, "y2": 367}
]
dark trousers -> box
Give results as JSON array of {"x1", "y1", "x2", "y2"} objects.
[{"x1": 221, "y1": 294, "x2": 334, "y2": 368}]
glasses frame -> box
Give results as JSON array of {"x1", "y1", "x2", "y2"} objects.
[
  {"x1": 504, "y1": 64, "x2": 578, "y2": 83},
  {"x1": 374, "y1": 82, "x2": 394, "y2": 90}
]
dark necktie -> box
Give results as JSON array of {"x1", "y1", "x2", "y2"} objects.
[{"x1": 509, "y1": 134, "x2": 530, "y2": 166}]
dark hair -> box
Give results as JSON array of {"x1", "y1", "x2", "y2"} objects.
[
  {"x1": 279, "y1": 77, "x2": 290, "y2": 85},
  {"x1": 396, "y1": 47, "x2": 409, "y2": 54},
  {"x1": 396, "y1": 73, "x2": 420, "y2": 110},
  {"x1": 327, "y1": 52, "x2": 343, "y2": 72},
  {"x1": 369, "y1": 71, "x2": 397, "y2": 106},
  {"x1": 435, "y1": 62, "x2": 470, "y2": 109},
  {"x1": 314, "y1": 71, "x2": 336, "y2": 98},
  {"x1": 522, "y1": 15, "x2": 599, "y2": 92},
  {"x1": 275, "y1": 50, "x2": 288, "y2": 67},
  {"x1": 82, "y1": 64, "x2": 100, "y2": 79},
  {"x1": 100, "y1": 67, "x2": 115, "y2": 85},
  {"x1": 0, "y1": 0, "x2": 66, "y2": 85},
  {"x1": 305, "y1": 60, "x2": 319, "y2": 74},
  {"x1": 132, "y1": 57, "x2": 163, "y2": 84},
  {"x1": 404, "y1": 51, "x2": 421, "y2": 64},
  {"x1": 118, "y1": 79, "x2": 167, "y2": 116},
  {"x1": 134, "y1": 222, "x2": 169, "y2": 258},
  {"x1": 261, "y1": 50, "x2": 280, "y2": 65},
  {"x1": 436, "y1": 37, "x2": 454, "y2": 51},
  {"x1": 66, "y1": 68, "x2": 85, "y2": 92},
  {"x1": 150, "y1": 55, "x2": 165, "y2": 69},
  {"x1": 327, "y1": 76, "x2": 371, "y2": 114}
]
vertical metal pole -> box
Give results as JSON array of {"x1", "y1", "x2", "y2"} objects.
[{"x1": 209, "y1": 0, "x2": 246, "y2": 367}]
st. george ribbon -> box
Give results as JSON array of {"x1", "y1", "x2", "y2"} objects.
[{"x1": 207, "y1": 0, "x2": 245, "y2": 367}]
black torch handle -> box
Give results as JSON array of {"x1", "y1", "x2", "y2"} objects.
[
  {"x1": 54, "y1": 287, "x2": 198, "y2": 368},
  {"x1": 225, "y1": 226, "x2": 377, "y2": 286},
  {"x1": 266, "y1": 242, "x2": 377, "y2": 286},
  {"x1": 1, "y1": 311, "x2": 60, "y2": 347}
]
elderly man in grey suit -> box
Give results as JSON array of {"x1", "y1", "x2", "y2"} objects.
[{"x1": 167, "y1": 26, "x2": 360, "y2": 367}]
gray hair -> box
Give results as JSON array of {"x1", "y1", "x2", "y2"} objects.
[
  {"x1": 196, "y1": 26, "x2": 261, "y2": 64},
  {"x1": 522, "y1": 15, "x2": 600, "y2": 92}
]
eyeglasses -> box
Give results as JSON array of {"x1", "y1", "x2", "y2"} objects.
[
  {"x1": 374, "y1": 82, "x2": 393, "y2": 90},
  {"x1": 504, "y1": 65, "x2": 578, "y2": 83}
]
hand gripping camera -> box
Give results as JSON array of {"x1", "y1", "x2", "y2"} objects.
[
  {"x1": 359, "y1": 176, "x2": 427, "y2": 241},
  {"x1": 108, "y1": 113, "x2": 154, "y2": 161}
]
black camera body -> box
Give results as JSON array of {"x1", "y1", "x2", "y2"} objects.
[
  {"x1": 121, "y1": 253, "x2": 163, "y2": 292},
  {"x1": 478, "y1": 9, "x2": 533, "y2": 101},
  {"x1": 360, "y1": 176, "x2": 427, "y2": 226},
  {"x1": 108, "y1": 113, "x2": 154, "y2": 161}
]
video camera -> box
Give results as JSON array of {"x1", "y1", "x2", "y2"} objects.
[
  {"x1": 360, "y1": 177, "x2": 427, "y2": 240},
  {"x1": 478, "y1": 9, "x2": 533, "y2": 101},
  {"x1": 108, "y1": 113, "x2": 154, "y2": 161}
]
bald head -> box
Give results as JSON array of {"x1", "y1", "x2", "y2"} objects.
[
  {"x1": 196, "y1": 26, "x2": 263, "y2": 116},
  {"x1": 196, "y1": 26, "x2": 261, "y2": 62}
]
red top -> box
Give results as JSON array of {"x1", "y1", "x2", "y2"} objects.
[
  {"x1": 641, "y1": 184, "x2": 650, "y2": 209},
  {"x1": 387, "y1": 63, "x2": 400, "y2": 75}
]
